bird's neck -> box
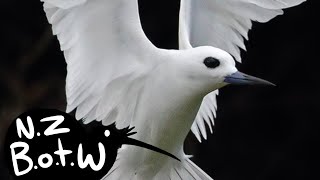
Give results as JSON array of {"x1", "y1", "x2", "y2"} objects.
[{"x1": 133, "y1": 61, "x2": 206, "y2": 154}]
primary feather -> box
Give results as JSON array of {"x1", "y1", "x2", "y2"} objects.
[
  {"x1": 41, "y1": 0, "x2": 157, "y2": 129},
  {"x1": 179, "y1": 0, "x2": 306, "y2": 142}
]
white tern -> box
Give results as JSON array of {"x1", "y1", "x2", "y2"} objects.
[{"x1": 40, "y1": 0, "x2": 306, "y2": 179}]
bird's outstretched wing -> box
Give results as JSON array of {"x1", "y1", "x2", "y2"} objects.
[
  {"x1": 191, "y1": 91, "x2": 218, "y2": 142},
  {"x1": 179, "y1": 0, "x2": 306, "y2": 141},
  {"x1": 41, "y1": 0, "x2": 157, "y2": 128}
]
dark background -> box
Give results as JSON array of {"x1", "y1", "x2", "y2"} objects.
[{"x1": 0, "y1": 0, "x2": 318, "y2": 179}]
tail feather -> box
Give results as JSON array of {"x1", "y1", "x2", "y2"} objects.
[
  {"x1": 102, "y1": 150, "x2": 134, "y2": 179},
  {"x1": 103, "y1": 149, "x2": 214, "y2": 180},
  {"x1": 184, "y1": 158, "x2": 213, "y2": 180},
  {"x1": 164, "y1": 156, "x2": 213, "y2": 180}
]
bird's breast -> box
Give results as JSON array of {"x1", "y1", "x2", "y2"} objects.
[{"x1": 131, "y1": 72, "x2": 204, "y2": 160}]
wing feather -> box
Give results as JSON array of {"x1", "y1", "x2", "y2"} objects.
[
  {"x1": 180, "y1": 0, "x2": 306, "y2": 141},
  {"x1": 191, "y1": 91, "x2": 218, "y2": 142},
  {"x1": 41, "y1": 0, "x2": 157, "y2": 128}
]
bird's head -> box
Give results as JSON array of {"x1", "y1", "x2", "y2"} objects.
[{"x1": 174, "y1": 46, "x2": 274, "y2": 94}]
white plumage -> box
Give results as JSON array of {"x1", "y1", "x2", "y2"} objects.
[
  {"x1": 40, "y1": 0, "x2": 306, "y2": 179},
  {"x1": 180, "y1": 0, "x2": 305, "y2": 142}
]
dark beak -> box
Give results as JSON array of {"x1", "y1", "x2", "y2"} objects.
[
  {"x1": 123, "y1": 137, "x2": 180, "y2": 161},
  {"x1": 224, "y1": 71, "x2": 275, "y2": 86}
]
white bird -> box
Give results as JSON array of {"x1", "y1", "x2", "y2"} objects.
[{"x1": 40, "y1": 0, "x2": 306, "y2": 179}]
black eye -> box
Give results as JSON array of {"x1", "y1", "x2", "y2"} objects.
[{"x1": 203, "y1": 57, "x2": 220, "y2": 69}]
